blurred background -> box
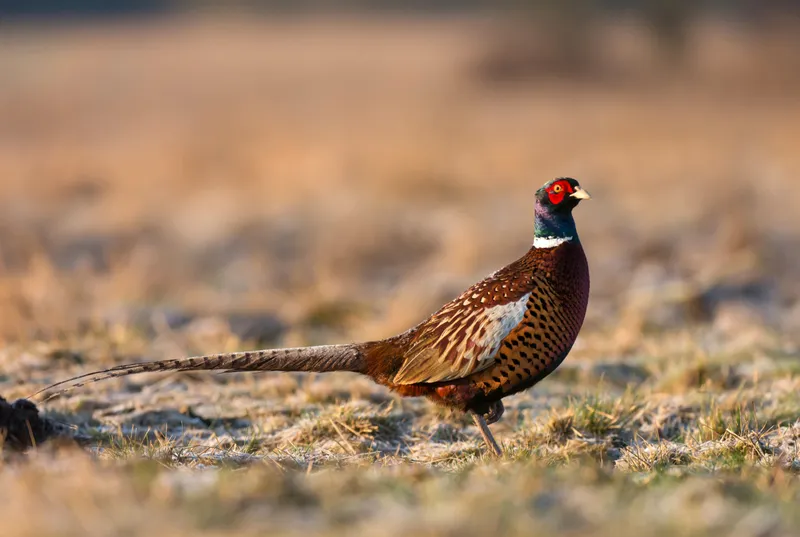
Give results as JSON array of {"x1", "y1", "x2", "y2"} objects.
[{"x1": 1, "y1": 1, "x2": 800, "y2": 360}]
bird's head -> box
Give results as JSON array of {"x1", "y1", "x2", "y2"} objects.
[
  {"x1": 535, "y1": 177, "x2": 591, "y2": 213},
  {"x1": 533, "y1": 177, "x2": 591, "y2": 247}
]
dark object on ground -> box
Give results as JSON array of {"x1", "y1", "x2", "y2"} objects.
[{"x1": 0, "y1": 396, "x2": 61, "y2": 451}]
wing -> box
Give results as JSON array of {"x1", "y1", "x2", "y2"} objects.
[{"x1": 392, "y1": 260, "x2": 538, "y2": 385}]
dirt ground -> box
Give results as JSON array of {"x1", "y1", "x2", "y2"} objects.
[{"x1": 1, "y1": 14, "x2": 800, "y2": 537}]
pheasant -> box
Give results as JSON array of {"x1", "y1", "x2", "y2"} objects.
[{"x1": 35, "y1": 177, "x2": 591, "y2": 456}]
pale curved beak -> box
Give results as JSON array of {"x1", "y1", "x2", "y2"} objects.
[{"x1": 570, "y1": 187, "x2": 591, "y2": 200}]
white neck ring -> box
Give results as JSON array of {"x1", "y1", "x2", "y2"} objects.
[{"x1": 533, "y1": 236, "x2": 572, "y2": 249}]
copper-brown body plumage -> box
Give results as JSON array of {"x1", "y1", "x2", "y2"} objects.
[{"x1": 363, "y1": 240, "x2": 589, "y2": 415}]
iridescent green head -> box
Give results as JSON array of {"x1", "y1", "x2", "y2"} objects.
[{"x1": 533, "y1": 178, "x2": 591, "y2": 247}]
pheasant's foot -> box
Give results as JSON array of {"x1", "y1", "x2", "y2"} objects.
[
  {"x1": 470, "y1": 411, "x2": 503, "y2": 457},
  {"x1": 484, "y1": 400, "x2": 505, "y2": 425}
]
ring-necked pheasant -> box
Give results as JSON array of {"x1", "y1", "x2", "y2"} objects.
[{"x1": 35, "y1": 177, "x2": 591, "y2": 456}]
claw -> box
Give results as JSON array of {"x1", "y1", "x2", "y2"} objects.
[{"x1": 484, "y1": 400, "x2": 505, "y2": 425}]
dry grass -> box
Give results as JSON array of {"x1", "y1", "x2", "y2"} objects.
[{"x1": 2, "y1": 14, "x2": 800, "y2": 537}]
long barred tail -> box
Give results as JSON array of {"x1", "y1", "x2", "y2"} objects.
[{"x1": 31, "y1": 343, "x2": 368, "y2": 401}]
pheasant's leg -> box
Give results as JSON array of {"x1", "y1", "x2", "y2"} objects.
[
  {"x1": 484, "y1": 400, "x2": 505, "y2": 425},
  {"x1": 470, "y1": 411, "x2": 503, "y2": 456}
]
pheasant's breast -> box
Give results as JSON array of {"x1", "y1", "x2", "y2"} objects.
[{"x1": 468, "y1": 241, "x2": 589, "y2": 398}]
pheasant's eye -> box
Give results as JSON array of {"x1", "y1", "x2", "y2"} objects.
[{"x1": 553, "y1": 184, "x2": 563, "y2": 194}]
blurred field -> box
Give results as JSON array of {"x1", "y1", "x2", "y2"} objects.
[{"x1": 2, "y1": 13, "x2": 800, "y2": 537}]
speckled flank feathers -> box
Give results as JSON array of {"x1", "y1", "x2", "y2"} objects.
[{"x1": 35, "y1": 177, "x2": 591, "y2": 456}]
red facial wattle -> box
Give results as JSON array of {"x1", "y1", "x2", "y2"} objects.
[
  {"x1": 546, "y1": 180, "x2": 574, "y2": 205},
  {"x1": 548, "y1": 190, "x2": 565, "y2": 205}
]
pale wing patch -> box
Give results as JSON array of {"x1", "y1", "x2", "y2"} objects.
[{"x1": 393, "y1": 292, "x2": 531, "y2": 384}]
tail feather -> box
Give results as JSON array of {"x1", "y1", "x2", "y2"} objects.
[{"x1": 31, "y1": 343, "x2": 367, "y2": 401}]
